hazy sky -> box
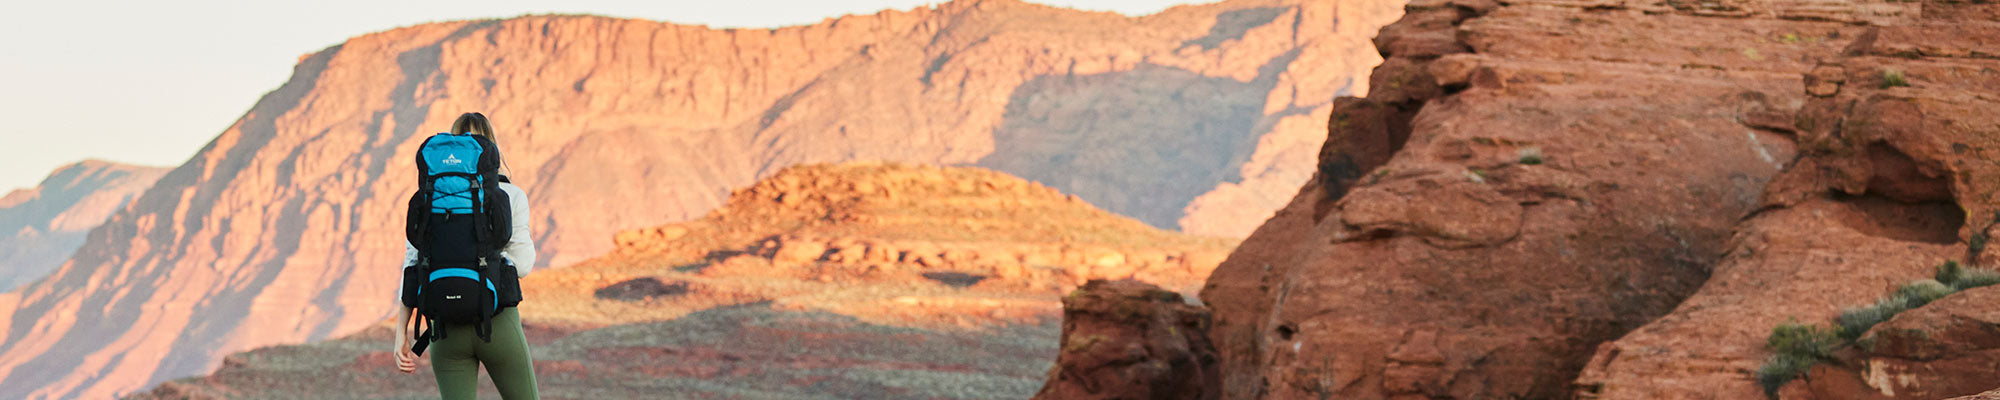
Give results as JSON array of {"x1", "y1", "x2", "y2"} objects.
[{"x1": 0, "y1": 0, "x2": 1193, "y2": 192}]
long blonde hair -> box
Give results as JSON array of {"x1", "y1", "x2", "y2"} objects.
[{"x1": 450, "y1": 112, "x2": 510, "y2": 176}]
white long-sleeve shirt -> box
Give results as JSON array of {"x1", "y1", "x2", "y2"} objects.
[{"x1": 397, "y1": 181, "x2": 535, "y2": 301}]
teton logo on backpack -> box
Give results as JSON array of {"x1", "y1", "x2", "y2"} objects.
[{"x1": 401, "y1": 132, "x2": 519, "y2": 348}]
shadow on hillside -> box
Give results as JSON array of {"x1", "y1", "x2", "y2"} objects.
[
  {"x1": 1183, "y1": 7, "x2": 1289, "y2": 50},
  {"x1": 975, "y1": 64, "x2": 1277, "y2": 230}
]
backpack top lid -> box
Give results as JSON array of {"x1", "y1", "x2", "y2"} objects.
[
  {"x1": 420, "y1": 133, "x2": 487, "y2": 174},
  {"x1": 417, "y1": 133, "x2": 500, "y2": 215}
]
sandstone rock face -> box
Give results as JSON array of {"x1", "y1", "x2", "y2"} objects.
[
  {"x1": 1573, "y1": 199, "x2": 1959, "y2": 399},
  {"x1": 1952, "y1": 389, "x2": 2000, "y2": 400},
  {"x1": 0, "y1": 1, "x2": 1405, "y2": 398},
  {"x1": 0, "y1": 161, "x2": 166, "y2": 291},
  {"x1": 529, "y1": 162, "x2": 1239, "y2": 329},
  {"x1": 1033, "y1": 279, "x2": 1220, "y2": 400},
  {"x1": 1196, "y1": 0, "x2": 1905, "y2": 396},
  {"x1": 1803, "y1": 286, "x2": 2000, "y2": 399},
  {"x1": 1577, "y1": 2, "x2": 2000, "y2": 397}
]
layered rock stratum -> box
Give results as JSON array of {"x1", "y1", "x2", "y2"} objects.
[
  {"x1": 1186, "y1": 0, "x2": 1961, "y2": 397},
  {"x1": 132, "y1": 162, "x2": 1235, "y2": 399},
  {"x1": 0, "y1": 161, "x2": 166, "y2": 291},
  {"x1": 0, "y1": 0, "x2": 1406, "y2": 397},
  {"x1": 1579, "y1": 3, "x2": 2000, "y2": 397},
  {"x1": 527, "y1": 162, "x2": 1238, "y2": 329},
  {"x1": 1183, "y1": 0, "x2": 2000, "y2": 396}
]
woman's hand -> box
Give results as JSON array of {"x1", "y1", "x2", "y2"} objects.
[
  {"x1": 396, "y1": 343, "x2": 418, "y2": 373},
  {"x1": 394, "y1": 306, "x2": 419, "y2": 373}
]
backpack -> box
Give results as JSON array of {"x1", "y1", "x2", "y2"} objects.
[{"x1": 401, "y1": 132, "x2": 519, "y2": 345}]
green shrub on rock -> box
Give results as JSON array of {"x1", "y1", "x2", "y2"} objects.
[
  {"x1": 1836, "y1": 296, "x2": 1909, "y2": 340},
  {"x1": 1895, "y1": 279, "x2": 1954, "y2": 307},
  {"x1": 1759, "y1": 260, "x2": 2000, "y2": 397},
  {"x1": 1756, "y1": 322, "x2": 1839, "y2": 397}
]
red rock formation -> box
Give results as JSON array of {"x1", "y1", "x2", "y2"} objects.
[
  {"x1": 526, "y1": 162, "x2": 1238, "y2": 329},
  {"x1": 1033, "y1": 279, "x2": 1221, "y2": 400},
  {"x1": 0, "y1": 160, "x2": 166, "y2": 291},
  {"x1": 1572, "y1": 199, "x2": 1959, "y2": 399},
  {"x1": 0, "y1": 1, "x2": 1405, "y2": 397},
  {"x1": 1197, "y1": 0, "x2": 1900, "y2": 396},
  {"x1": 1577, "y1": 2, "x2": 2000, "y2": 397},
  {"x1": 1794, "y1": 286, "x2": 2000, "y2": 399},
  {"x1": 1953, "y1": 389, "x2": 2000, "y2": 400}
]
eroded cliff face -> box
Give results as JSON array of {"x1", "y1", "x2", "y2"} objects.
[
  {"x1": 0, "y1": 161, "x2": 166, "y2": 292},
  {"x1": 1579, "y1": 4, "x2": 2000, "y2": 397},
  {"x1": 0, "y1": 1, "x2": 1408, "y2": 397},
  {"x1": 1195, "y1": 0, "x2": 1921, "y2": 396}
]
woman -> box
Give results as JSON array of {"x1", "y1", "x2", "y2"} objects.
[{"x1": 393, "y1": 112, "x2": 540, "y2": 399}]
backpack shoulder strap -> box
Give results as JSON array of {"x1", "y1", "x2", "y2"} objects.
[
  {"x1": 407, "y1": 133, "x2": 449, "y2": 257},
  {"x1": 466, "y1": 134, "x2": 509, "y2": 260}
]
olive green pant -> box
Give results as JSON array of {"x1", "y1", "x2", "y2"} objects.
[{"x1": 430, "y1": 307, "x2": 539, "y2": 400}]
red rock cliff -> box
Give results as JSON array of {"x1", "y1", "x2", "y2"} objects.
[
  {"x1": 1577, "y1": 3, "x2": 2000, "y2": 397},
  {"x1": 0, "y1": 0, "x2": 1404, "y2": 398},
  {"x1": 1195, "y1": 0, "x2": 1923, "y2": 396}
]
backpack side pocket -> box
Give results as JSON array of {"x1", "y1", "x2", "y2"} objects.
[
  {"x1": 495, "y1": 262, "x2": 523, "y2": 308},
  {"x1": 400, "y1": 266, "x2": 424, "y2": 308}
]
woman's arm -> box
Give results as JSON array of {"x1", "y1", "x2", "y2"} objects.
[
  {"x1": 393, "y1": 305, "x2": 417, "y2": 373},
  {"x1": 501, "y1": 183, "x2": 536, "y2": 274},
  {"x1": 397, "y1": 240, "x2": 417, "y2": 300},
  {"x1": 394, "y1": 240, "x2": 420, "y2": 373}
]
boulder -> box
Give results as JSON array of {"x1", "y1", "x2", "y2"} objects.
[{"x1": 1034, "y1": 280, "x2": 1220, "y2": 400}]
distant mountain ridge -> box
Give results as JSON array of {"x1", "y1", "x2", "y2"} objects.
[
  {"x1": 0, "y1": 0, "x2": 1404, "y2": 398},
  {"x1": 0, "y1": 161, "x2": 167, "y2": 291}
]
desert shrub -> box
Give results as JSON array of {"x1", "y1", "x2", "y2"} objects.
[
  {"x1": 1757, "y1": 322, "x2": 1839, "y2": 397},
  {"x1": 1755, "y1": 353, "x2": 1813, "y2": 398},
  {"x1": 1936, "y1": 260, "x2": 1964, "y2": 284},
  {"x1": 1937, "y1": 261, "x2": 2000, "y2": 291},
  {"x1": 1760, "y1": 260, "x2": 2000, "y2": 395},
  {"x1": 1896, "y1": 279, "x2": 1954, "y2": 307},
  {"x1": 1952, "y1": 269, "x2": 2000, "y2": 290},
  {"x1": 1836, "y1": 296, "x2": 1909, "y2": 340},
  {"x1": 1882, "y1": 68, "x2": 1910, "y2": 88},
  {"x1": 1517, "y1": 147, "x2": 1544, "y2": 165},
  {"x1": 1767, "y1": 322, "x2": 1839, "y2": 359},
  {"x1": 1972, "y1": 233, "x2": 1990, "y2": 258},
  {"x1": 1465, "y1": 168, "x2": 1489, "y2": 183}
]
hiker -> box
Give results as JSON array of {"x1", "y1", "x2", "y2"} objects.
[{"x1": 392, "y1": 112, "x2": 540, "y2": 399}]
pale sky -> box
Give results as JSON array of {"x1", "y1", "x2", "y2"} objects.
[{"x1": 0, "y1": 0, "x2": 1194, "y2": 192}]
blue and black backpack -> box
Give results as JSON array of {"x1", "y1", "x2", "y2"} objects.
[{"x1": 401, "y1": 132, "x2": 520, "y2": 346}]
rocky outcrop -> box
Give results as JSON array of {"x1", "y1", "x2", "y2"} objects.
[
  {"x1": 0, "y1": 1, "x2": 1405, "y2": 397},
  {"x1": 1795, "y1": 286, "x2": 2000, "y2": 399},
  {"x1": 1572, "y1": 198, "x2": 1959, "y2": 399},
  {"x1": 528, "y1": 162, "x2": 1238, "y2": 329},
  {"x1": 1033, "y1": 279, "x2": 1220, "y2": 400},
  {"x1": 1576, "y1": 1, "x2": 2000, "y2": 397},
  {"x1": 1952, "y1": 389, "x2": 2000, "y2": 400},
  {"x1": 1197, "y1": 0, "x2": 1902, "y2": 396},
  {"x1": 0, "y1": 161, "x2": 166, "y2": 291}
]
